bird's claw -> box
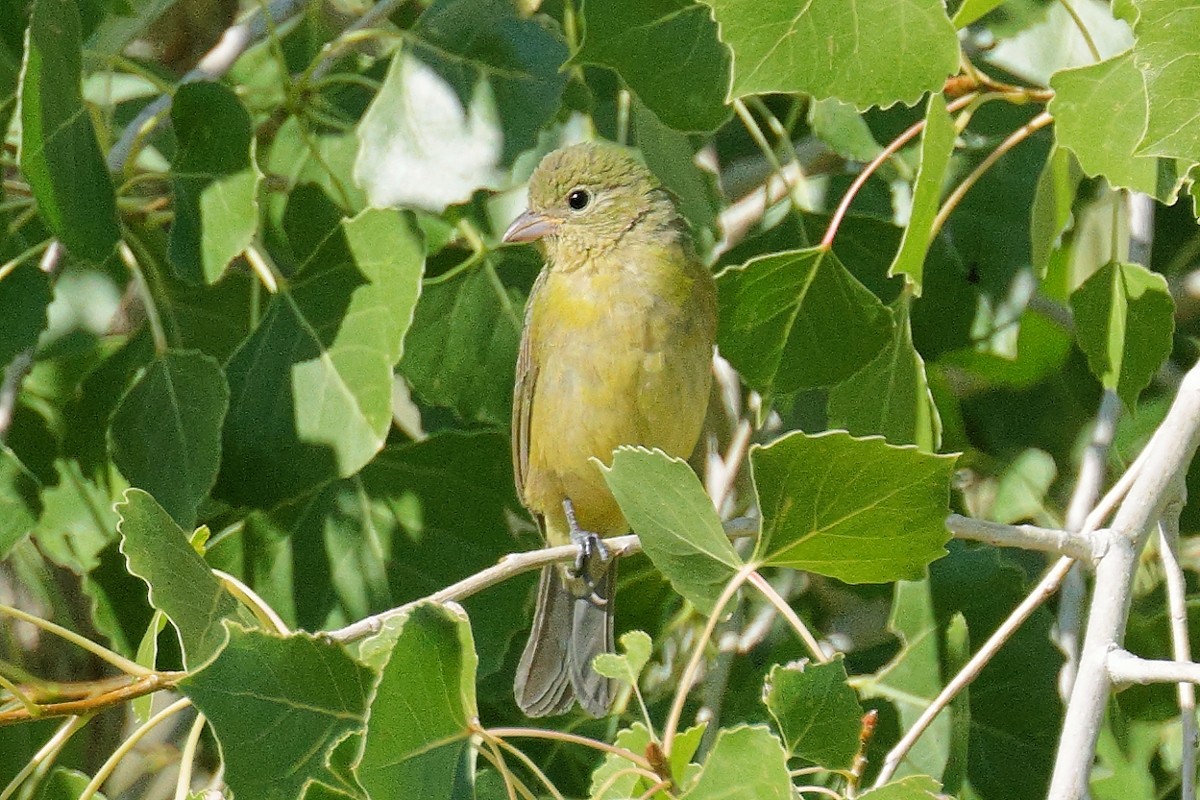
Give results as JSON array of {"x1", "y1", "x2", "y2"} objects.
[{"x1": 564, "y1": 499, "x2": 610, "y2": 605}]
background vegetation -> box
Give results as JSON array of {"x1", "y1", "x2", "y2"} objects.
[{"x1": 1, "y1": 0, "x2": 1199, "y2": 798}]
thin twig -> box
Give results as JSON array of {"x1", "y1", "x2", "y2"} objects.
[
  {"x1": 1108, "y1": 651, "x2": 1200, "y2": 687},
  {"x1": 820, "y1": 93, "x2": 979, "y2": 249},
  {"x1": 79, "y1": 698, "x2": 192, "y2": 800},
  {"x1": 0, "y1": 673, "x2": 185, "y2": 726},
  {"x1": 745, "y1": 570, "x2": 827, "y2": 663},
  {"x1": 324, "y1": 520, "x2": 758, "y2": 644},
  {"x1": 484, "y1": 727, "x2": 653, "y2": 772},
  {"x1": 1056, "y1": 0, "x2": 1103, "y2": 62},
  {"x1": 1057, "y1": 389, "x2": 1121, "y2": 698},
  {"x1": 1158, "y1": 510, "x2": 1197, "y2": 800},
  {"x1": 929, "y1": 111, "x2": 1053, "y2": 239}
]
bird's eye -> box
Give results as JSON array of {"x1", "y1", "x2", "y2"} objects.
[{"x1": 567, "y1": 188, "x2": 591, "y2": 211}]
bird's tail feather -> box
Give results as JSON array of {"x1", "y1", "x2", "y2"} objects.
[{"x1": 514, "y1": 565, "x2": 615, "y2": 717}]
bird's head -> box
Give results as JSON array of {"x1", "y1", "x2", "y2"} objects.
[{"x1": 503, "y1": 141, "x2": 680, "y2": 258}]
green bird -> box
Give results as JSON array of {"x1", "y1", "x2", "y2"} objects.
[{"x1": 503, "y1": 141, "x2": 717, "y2": 716}]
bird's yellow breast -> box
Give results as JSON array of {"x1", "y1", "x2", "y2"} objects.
[{"x1": 520, "y1": 243, "x2": 716, "y2": 544}]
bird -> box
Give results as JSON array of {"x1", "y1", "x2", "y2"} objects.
[{"x1": 503, "y1": 141, "x2": 717, "y2": 716}]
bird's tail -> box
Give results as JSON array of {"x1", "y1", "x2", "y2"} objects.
[{"x1": 514, "y1": 564, "x2": 615, "y2": 717}]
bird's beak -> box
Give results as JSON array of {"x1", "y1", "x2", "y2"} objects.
[{"x1": 503, "y1": 210, "x2": 559, "y2": 243}]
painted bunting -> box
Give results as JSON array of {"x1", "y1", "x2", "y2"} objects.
[{"x1": 503, "y1": 141, "x2": 717, "y2": 716}]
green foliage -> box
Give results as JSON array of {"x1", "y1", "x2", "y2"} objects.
[
  {"x1": 1070, "y1": 260, "x2": 1175, "y2": 409},
  {"x1": 751, "y1": 432, "x2": 956, "y2": 582},
  {"x1": 2, "y1": 1, "x2": 1198, "y2": 799},
  {"x1": 601, "y1": 447, "x2": 741, "y2": 615}
]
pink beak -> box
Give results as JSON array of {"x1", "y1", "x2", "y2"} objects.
[{"x1": 503, "y1": 210, "x2": 560, "y2": 243}]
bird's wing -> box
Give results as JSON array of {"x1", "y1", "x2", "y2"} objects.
[{"x1": 512, "y1": 267, "x2": 549, "y2": 502}]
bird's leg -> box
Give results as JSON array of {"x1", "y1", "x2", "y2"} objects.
[{"x1": 563, "y1": 497, "x2": 610, "y2": 606}]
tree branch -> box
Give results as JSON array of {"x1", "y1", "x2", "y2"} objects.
[
  {"x1": 0, "y1": 672, "x2": 185, "y2": 727},
  {"x1": 1049, "y1": 361, "x2": 1200, "y2": 800},
  {"x1": 1108, "y1": 650, "x2": 1200, "y2": 688},
  {"x1": 323, "y1": 518, "x2": 760, "y2": 644},
  {"x1": 945, "y1": 514, "x2": 1103, "y2": 563}
]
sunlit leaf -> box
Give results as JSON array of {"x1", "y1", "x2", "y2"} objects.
[
  {"x1": 116, "y1": 489, "x2": 246, "y2": 667},
  {"x1": 18, "y1": 0, "x2": 118, "y2": 261},
  {"x1": 357, "y1": 603, "x2": 478, "y2": 800},
  {"x1": 763, "y1": 656, "x2": 863, "y2": 769},
  {"x1": 681, "y1": 725, "x2": 790, "y2": 799},
  {"x1": 751, "y1": 431, "x2": 955, "y2": 581},
  {"x1": 168, "y1": 81, "x2": 260, "y2": 284},
  {"x1": 601, "y1": 447, "x2": 741, "y2": 615},
  {"x1": 890, "y1": 93, "x2": 955, "y2": 295},
  {"x1": 181, "y1": 626, "x2": 375, "y2": 800},
  {"x1": 1132, "y1": 0, "x2": 1200, "y2": 162},
  {"x1": 703, "y1": 0, "x2": 958, "y2": 108}
]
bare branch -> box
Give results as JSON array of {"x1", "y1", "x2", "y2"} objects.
[
  {"x1": 1158, "y1": 502, "x2": 1197, "y2": 799},
  {"x1": 1109, "y1": 650, "x2": 1200, "y2": 688},
  {"x1": 1049, "y1": 362, "x2": 1200, "y2": 800},
  {"x1": 945, "y1": 514, "x2": 1102, "y2": 563}
]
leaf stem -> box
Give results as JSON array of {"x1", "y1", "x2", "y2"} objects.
[
  {"x1": 174, "y1": 713, "x2": 208, "y2": 800},
  {"x1": 79, "y1": 697, "x2": 192, "y2": 800},
  {"x1": 213, "y1": 569, "x2": 291, "y2": 634},
  {"x1": 0, "y1": 715, "x2": 89, "y2": 800},
  {"x1": 821, "y1": 92, "x2": 979, "y2": 249},
  {"x1": 662, "y1": 563, "x2": 757, "y2": 755},
  {"x1": 117, "y1": 240, "x2": 170, "y2": 354},
  {"x1": 929, "y1": 111, "x2": 1053, "y2": 240},
  {"x1": 484, "y1": 727, "x2": 653, "y2": 771},
  {"x1": 0, "y1": 604, "x2": 153, "y2": 678},
  {"x1": 1056, "y1": 0, "x2": 1103, "y2": 62},
  {"x1": 745, "y1": 570, "x2": 827, "y2": 663},
  {"x1": 478, "y1": 731, "x2": 567, "y2": 800}
]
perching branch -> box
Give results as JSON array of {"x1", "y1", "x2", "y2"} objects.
[
  {"x1": 945, "y1": 514, "x2": 1103, "y2": 563},
  {"x1": 324, "y1": 517, "x2": 760, "y2": 644}
]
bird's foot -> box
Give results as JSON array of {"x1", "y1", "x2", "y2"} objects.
[{"x1": 563, "y1": 498, "x2": 610, "y2": 606}]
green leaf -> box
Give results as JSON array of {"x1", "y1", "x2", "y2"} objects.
[
  {"x1": 857, "y1": 579, "x2": 949, "y2": 780},
  {"x1": 763, "y1": 655, "x2": 864, "y2": 769},
  {"x1": 807, "y1": 98, "x2": 883, "y2": 162},
  {"x1": 354, "y1": 0, "x2": 568, "y2": 212},
  {"x1": 591, "y1": 722, "x2": 705, "y2": 799},
  {"x1": 109, "y1": 350, "x2": 229, "y2": 529},
  {"x1": 1132, "y1": 0, "x2": 1200, "y2": 162},
  {"x1": 398, "y1": 256, "x2": 523, "y2": 427},
  {"x1": 857, "y1": 775, "x2": 943, "y2": 799},
  {"x1": 941, "y1": 612, "x2": 970, "y2": 795},
  {"x1": 600, "y1": 447, "x2": 742, "y2": 615},
  {"x1": 116, "y1": 488, "x2": 244, "y2": 668},
  {"x1": 34, "y1": 768, "x2": 107, "y2": 800},
  {"x1": 575, "y1": 0, "x2": 730, "y2": 132},
  {"x1": 1069, "y1": 260, "x2": 1174, "y2": 409},
  {"x1": 1030, "y1": 146, "x2": 1084, "y2": 273},
  {"x1": 217, "y1": 209, "x2": 424, "y2": 507},
  {"x1": 33, "y1": 458, "x2": 118, "y2": 573},
  {"x1": 1049, "y1": 50, "x2": 1186, "y2": 203},
  {"x1": 890, "y1": 93, "x2": 955, "y2": 295},
  {"x1": 987, "y1": 448, "x2": 1056, "y2": 524},
  {"x1": 681, "y1": 725, "x2": 790, "y2": 800},
  {"x1": 0, "y1": 261, "x2": 52, "y2": 366},
  {"x1": 703, "y1": 0, "x2": 958, "y2": 108},
  {"x1": 82, "y1": 538, "x2": 155, "y2": 658},
  {"x1": 827, "y1": 300, "x2": 942, "y2": 451},
  {"x1": 0, "y1": 446, "x2": 41, "y2": 558},
  {"x1": 930, "y1": 542, "x2": 1062, "y2": 798},
  {"x1": 594, "y1": 629, "x2": 653, "y2": 685},
  {"x1": 180, "y1": 625, "x2": 375, "y2": 800},
  {"x1": 751, "y1": 431, "x2": 955, "y2": 581},
  {"x1": 355, "y1": 431, "x2": 526, "y2": 678},
  {"x1": 717, "y1": 247, "x2": 893, "y2": 395},
  {"x1": 634, "y1": 100, "x2": 721, "y2": 238},
  {"x1": 18, "y1": 0, "x2": 119, "y2": 261},
  {"x1": 167, "y1": 81, "x2": 261, "y2": 285},
  {"x1": 132, "y1": 610, "x2": 166, "y2": 722},
  {"x1": 357, "y1": 603, "x2": 478, "y2": 800},
  {"x1": 952, "y1": 0, "x2": 1006, "y2": 26}
]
